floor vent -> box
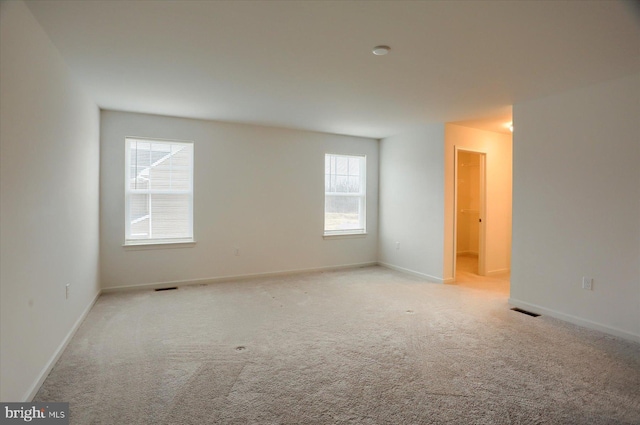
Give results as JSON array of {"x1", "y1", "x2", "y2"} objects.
[
  {"x1": 154, "y1": 287, "x2": 178, "y2": 292},
  {"x1": 511, "y1": 307, "x2": 540, "y2": 317}
]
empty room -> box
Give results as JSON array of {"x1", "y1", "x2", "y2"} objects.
[{"x1": 1, "y1": 0, "x2": 639, "y2": 423}]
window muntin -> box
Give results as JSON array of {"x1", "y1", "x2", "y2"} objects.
[
  {"x1": 324, "y1": 154, "x2": 366, "y2": 235},
  {"x1": 125, "y1": 138, "x2": 194, "y2": 245}
]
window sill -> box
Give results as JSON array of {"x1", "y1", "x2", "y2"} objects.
[
  {"x1": 323, "y1": 233, "x2": 368, "y2": 240},
  {"x1": 123, "y1": 240, "x2": 196, "y2": 251}
]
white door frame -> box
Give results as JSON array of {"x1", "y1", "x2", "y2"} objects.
[{"x1": 453, "y1": 147, "x2": 487, "y2": 278}]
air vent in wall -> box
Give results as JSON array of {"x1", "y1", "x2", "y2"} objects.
[{"x1": 510, "y1": 307, "x2": 540, "y2": 317}]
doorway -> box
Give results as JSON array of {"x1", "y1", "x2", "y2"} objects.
[{"x1": 454, "y1": 149, "x2": 486, "y2": 279}]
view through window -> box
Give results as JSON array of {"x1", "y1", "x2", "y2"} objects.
[
  {"x1": 125, "y1": 138, "x2": 194, "y2": 244},
  {"x1": 324, "y1": 154, "x2": 366, "y2": 235}
]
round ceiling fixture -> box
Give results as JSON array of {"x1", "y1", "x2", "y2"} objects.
[{"x1": 372, "y1": 45, "x2": 391, "y2": 56}]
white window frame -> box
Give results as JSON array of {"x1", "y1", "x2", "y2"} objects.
[
  {"x1": 324, "y1": 153, "x2": 367, "y2": 237},
  {"x1": 124, "y1": 137, "x2": 194, "y2": 246}
]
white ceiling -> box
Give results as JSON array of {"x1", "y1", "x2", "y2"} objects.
[{"x1": 26, "y1": 0, "x2": 639, "y2": 139}]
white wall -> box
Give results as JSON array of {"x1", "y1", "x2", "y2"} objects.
[
  {"x1": 0, "y1": 1, "x2": 101, "y2": 401},
  {"x1": 444, "y1": 124, "x2": 513, "y2": 280},
  {"x1": 100, "y1": 111, "x2": 378, "y2": 289},
  {"x1": 511, "y1": 73, "x2": 640, "y2": 342},
  {"x1": 378, "y1": 124, "x2": 446, "y2": 281}
]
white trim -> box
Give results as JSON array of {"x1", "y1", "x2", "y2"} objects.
[
  {"x1": 324, "y1": 192, "x2": 366, "y2": 197},
  {"x1": 101, "y1": 262, "x2": 379, "y2": 293},
  {"x1": 123, "y1": 240, "x2": 196, "y2": 250},
  {"x1": 25, "y1": 291, "x2": 101, "y2": 402},
  {"x1": 128, "y1": 189, "x2": 191, "y2": 195},
  {"x1": 486, "y1": 268, "x2": 510, "y2": 277},
  {"x1": 508, "y1": 298, "x2": 640, "y2": 344},
  {"x1": 453, "y1": 146, "x2": 487, "y2": 279},
  {"x1": 323, "y1": 232, "x2": 367, "y2": 239},
  {"x1": 377, "y1": 262, "x2": 443, "y2": 283},
  {"x1": 126, "y1": 135, "x2": 193, "y2": 144}
]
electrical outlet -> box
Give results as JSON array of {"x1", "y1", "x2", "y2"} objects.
[
  {"x1": 582, "y1": 277, "x2": 593, "y2": 291},
  {"x1": 65, "y1": 284, "x2": 70, "y2": 299},
  {"x1": 396, "y1": 242, "x2": 400, "y2": 250}
]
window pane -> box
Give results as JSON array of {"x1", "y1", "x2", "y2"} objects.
[
  {"x1": 130, "y1": 193, "x2": 149, "y2": 220},
  {"x1": 129, "y1": 166, "x2": 136, "y2": 179},
  {"x1": 172, "y1": 167, "x2": 191, "y2": 190},
  {"x1": 335, "y1": 175, "x2": 348, "y2": 192},
  {"x1": 171, "y1": 145, "x2": 190, "y2": 166},
  {"x1": 150, "y1": 158, "x2": 172, "y2": 190},
  {"x1": 125, "y1": 138, "x2": 194, "y2": 243},
  {"x1": 150, "y1": 194, "x2": 190, "y2": 239},
  {"x1": 129, "y1": 148, "x2": 137, "y2": 167},
  {"x1": 348, "y1": 176, "x2": 360, "y2": 193},
  {"x1": 324, "y1": 154, "x2": 365, "y2": 234},
  {"x1": 134, "y1": 142, "x2": 151, "y2": 167},
  {"x1": 129, "y1": 193, "x2": 149, "y2": 239},
  {"x1": 136, "y1": 167, "x2": 150, "y2": 190},
  {"x1": 336, "y1": 156, "x2": 348, "y2": 176},
  {"x1": 150, "y1": 143, "x2": 171, "y2": 164},
  {"x1": 348, "y1": 157, "x2": 360, "y2": 176},
  {"x1": 324, "y1": 195, "x2": 362, "y2": 231}
]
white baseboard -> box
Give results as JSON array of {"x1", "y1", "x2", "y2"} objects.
[
  {"x1": 101, "y1": 262, "x2": 379, "y2": 293},
  {"x1": 508, "y1": 298, "x2": 640, "y2": 344},
  {"x1": 486, "y1": 268, "x2": 510, "y2": 277},
  {"x1": 377, "y1": 262, "x2": 443, "y2": 283},
  {"x1": 25, "y1": 290, "x2": 101, "y2": 402}
]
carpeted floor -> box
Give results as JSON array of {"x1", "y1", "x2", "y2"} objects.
[{"x1": 35, "y1": 266, "x2": 640, "y2": 424}]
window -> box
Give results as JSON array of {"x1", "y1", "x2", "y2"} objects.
[
  {"x1": 125, "y1": 138, "x2": 194, "y2": 245},
  {"x1": 324, "y1": 154, "x2": 366, "y2": 236}
]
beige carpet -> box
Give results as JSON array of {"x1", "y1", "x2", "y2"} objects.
[{"x1": 35, "y1": 266, "x2": 640, "y2": 424}]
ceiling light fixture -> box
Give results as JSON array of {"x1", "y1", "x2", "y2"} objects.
[{"x1": 372, "y1": 45, "x2": 390, "y2": 56}]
